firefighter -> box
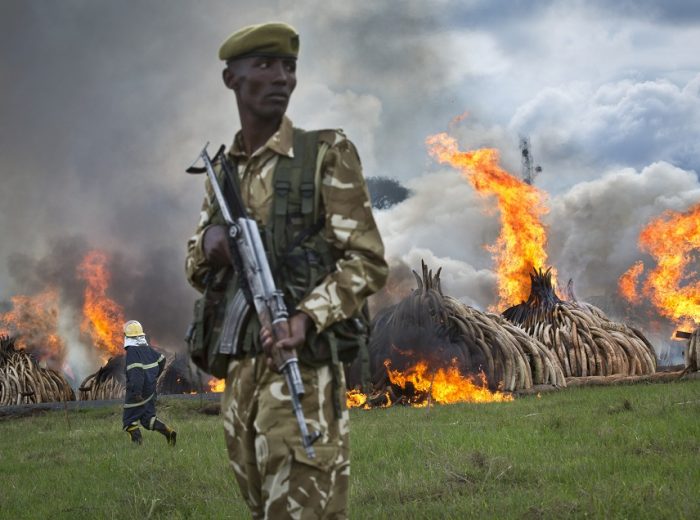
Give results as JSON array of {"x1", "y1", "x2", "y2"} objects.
[{"x1": 122, "y1": 320, "x2": 177, "y2": 446}]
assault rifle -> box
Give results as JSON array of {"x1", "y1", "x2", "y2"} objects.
[{"x1": 187, "y1": 143, "x2": 321, "y2": 458}]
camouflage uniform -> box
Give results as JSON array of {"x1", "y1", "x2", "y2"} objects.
[{"x1": 185, "y1": 116, "x2": 388, "y2": 518}]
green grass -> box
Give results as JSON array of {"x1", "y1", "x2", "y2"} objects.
[{"x1": 1, "y1": 380, "x2": 699, "y2": 519}]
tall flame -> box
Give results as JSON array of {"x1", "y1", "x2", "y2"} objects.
[
  {"x1": 620, "y1": 203, "x2": 700, "y2": 326},
  {"x1": 0, "y1": 288, "x2": 66, "y2": 366},
  {"x1": 78, "y1": 250, "x2": 125, "y2": 359},
  {"x1": 426, "y1": 133, "x2": 552, "y2": 308}
]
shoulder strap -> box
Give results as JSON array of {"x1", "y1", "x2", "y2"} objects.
[{"x1": 314, "y1": 139, "x2": 330, "y2": 222}]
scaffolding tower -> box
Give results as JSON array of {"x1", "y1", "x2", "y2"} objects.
[{"x1": 519, "y1": 136, "x2": 542, "y2": 185}]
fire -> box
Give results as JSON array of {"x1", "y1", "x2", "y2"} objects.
[
  {"x1": 386, "y1": 359, "x2": 513, "y2": 405},
  {"x1": 620, "y1": 203, "x2": 700, "y2": 326},
  {"x1": 346, "y1": 388, "x2": 368, "y2": 409},
  {"x1": 426, "y1": 132, "x2": 552, "y2": 308},
  {"x1": 0, "y1": 288, "x2": 65, "y2": 367},
  {"x1": 208, "y1": 378, "x2": 225, "y2": 392},
  {"x1": 345, "y1": 388, "x2": 392, "y2": 409},
  {"x1": 77, "y1": 250, "x2": 125, "y2": 360},
  {"x1": 619, "y1": 260, "x2": 644, "y2": 302},
  {"x1": 346, "y1": 359, "x2": 513, "y2": 409}
]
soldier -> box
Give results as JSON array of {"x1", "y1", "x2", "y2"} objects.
[
  {"x1": 185, "y1": 22, "x2": 388, "y2": 519},
  {"x1": 122, "y1": 320, "x2": 177, "y2": 446}
]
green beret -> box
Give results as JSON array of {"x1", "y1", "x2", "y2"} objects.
[{"x1": 219, "y1": 22, "x2": 299, "y2": 62}]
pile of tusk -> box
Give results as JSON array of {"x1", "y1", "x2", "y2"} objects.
[
  {"x1": 78, "y1": 373, "x2": 125, "y2": 401},
  {"x1": 0, "y1": 335, "x2": 75, "y2": 405},
  {"x1": 78, "y1": 356, "x2": 126, "y2": 401},
  {"x1": 502, "y1": 269, "x2": 657, "y2": 378},
  {"x1": 362, "y1": 260, "x2": 566, "y2": 393}
]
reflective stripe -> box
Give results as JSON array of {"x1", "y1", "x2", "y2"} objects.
[
  {"x1": 123, "y1": 393, "x2": 154, "y2": 409},
  {"x1": 126, "y1": 361, "x2": 161, "y2": 371},
  {"x1": 149, "y1": 416, "x2": 157, "y2": 429}
]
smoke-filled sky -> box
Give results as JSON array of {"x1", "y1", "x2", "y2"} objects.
[{"x1": 2, "y1": 0, "x2": 700, "y2": 365}]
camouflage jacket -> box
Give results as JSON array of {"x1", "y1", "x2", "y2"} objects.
[{"x1": 185, "y1": 116, "x2": 388, "y2": 332}]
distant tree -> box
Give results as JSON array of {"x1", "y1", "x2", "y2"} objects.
[{"x1": 365, "y1": 176, "x2": 411, "y2": 209}]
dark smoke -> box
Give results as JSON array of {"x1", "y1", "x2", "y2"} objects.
[{"x1": 2, "y1": 235, "x2": 192, "y2": 354}]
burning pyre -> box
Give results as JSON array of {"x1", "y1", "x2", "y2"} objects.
[
  {"x1": 0, "y1": 335, "x2": 75, "y2": 405},
  {"x1": 347, "y1": 262, "x2": 565, "y2": 408},
  {"x1": 619, "y1": 202, "x2": 700, "y2": 330},
  {"x1": 503, "y1": 269, "x2": 657, "y2": 377},
  {"x1": 620, "y1": 202, "x2": 700, "y2": 371}
]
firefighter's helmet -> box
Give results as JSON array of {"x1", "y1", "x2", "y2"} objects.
[{"x1": 123, "y1": 320, "x2": 145, "y2": 337}]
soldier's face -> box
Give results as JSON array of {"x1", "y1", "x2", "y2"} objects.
[{"x1": 226, "y1": 56, "x2": 297, "y2": 120}]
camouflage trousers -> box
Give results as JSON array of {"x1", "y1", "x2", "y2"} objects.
[{"x1": 222, "y1": 355, "x2": 350, "y2": 519}]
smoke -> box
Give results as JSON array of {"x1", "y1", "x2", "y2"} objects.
[
  {"x1": 510, "y1": 75, "x2": 700, "y2": 190},
  {"x1": 375, "y1": 157, "x2": 700, "y2": 364},
  {"x1": 548, "y1": 161, "x2": 700, "y2": 305},
  {"x1": 0, "y1": 0, "x2": 452, "y2": 377},
  {"x1": 2, "y1": 2, "x2": 700, "y2": 372},
  {"x1": 0, "y1": 236, "x2": 192, "y2": 379}
]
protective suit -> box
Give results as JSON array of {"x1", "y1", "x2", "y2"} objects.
[{"x1": 121, "y1": 320, "x2": 177, "y2": 446}]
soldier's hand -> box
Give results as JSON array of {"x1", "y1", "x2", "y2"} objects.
[
  {"x1": 203, "y1": 225, "x2": 233, "y2": 268},
  {"x1": 260, "y1": 312, "x2": 312, "y2": 372}
]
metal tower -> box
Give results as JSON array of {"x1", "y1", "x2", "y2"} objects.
[{"x1": 519, "y1": 136, "x2": 542, "y2": 185}]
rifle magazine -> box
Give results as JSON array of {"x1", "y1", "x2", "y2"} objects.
[{"x1": 219, "y1": 289, "x2": 251, "y2": 357}]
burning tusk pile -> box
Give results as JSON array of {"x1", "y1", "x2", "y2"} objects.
[
  {"x1": 438, "y1": 295, "x2": 566, "y2": 390},
  {"x1": 684, "y1": 329, "x2": 699, "y2": 372},
  {"x1": 355, "y1": 261, "x2": 565, "y2": 396},
  {"x1": 503, "y1": 269, "x2": 657, "y2": 377},
  {"x1": 78, "y1": 355, "x2": 125, "y2": 401},
  {"x1": 0, "y1": 335, "x2": 75, "y2": 405}
]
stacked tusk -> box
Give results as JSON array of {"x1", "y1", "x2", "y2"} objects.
[
  {"x1": 0, "y1": 335, "x2": 75, "y2": 405},
  {"x1": 502, "y1": 269, "x2": 657, "y2": 378},
  {"x1": 78, "y1": 356, "x2": 126, "y2": 401},
  {"x1": 360, "y1": 260, "x2": 566, "y2": 393}
]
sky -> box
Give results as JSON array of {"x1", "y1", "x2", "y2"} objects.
[{"x1": 1, "y1": 0, "x2": 699, "y2": 370}]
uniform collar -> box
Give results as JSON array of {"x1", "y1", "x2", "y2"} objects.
[{"x1": 229, "y1": 115, "x2": 295, "y2": 160}]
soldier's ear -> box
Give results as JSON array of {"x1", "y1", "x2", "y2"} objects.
[
  {"x1": 222, "y1": 65, "x2": 242, "y2": 92},
  {"x1": 222, "y1": 67, "x2": 234, "y2": 90}
]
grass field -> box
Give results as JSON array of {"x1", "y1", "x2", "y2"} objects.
[{"x1": 1, "y1": 379, "x2": 699, "y2": 519}]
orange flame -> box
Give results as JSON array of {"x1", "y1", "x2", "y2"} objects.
[
  {"x1": 346, "y1": 388, "x2": 392, "y2": 409},
  {"x1": 208, "y1": 378, "x2": 225, "y2": 392},
  {"x1": 0, "y1": 288, "x2": 65, "y2": 367},
  {"x1": 385, "y1": 359, "x2": 513, "y2": 405},
  {"x1": 77, "y1": 250, "x2": 125, "y2": 360},
  {"x1": 619, "y1": 260, "x2": 644, "y2": 302},
  {"x1": 620, "y1": 203, "x2": 700, "y2": 327},
  {"x1": 346, "y1": 388, "x2": 369, "y2": 409},
  {"x1": 449, "y1": 111, "x2": 470, "y2": 130},
  {"x1": 426, "y1": 132, "x2": 552, "y2": 308}
]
